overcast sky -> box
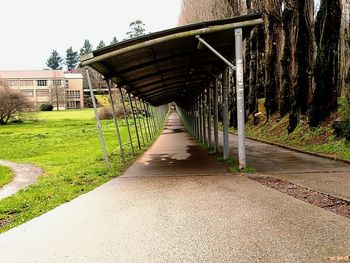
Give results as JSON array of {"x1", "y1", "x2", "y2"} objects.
[{"x1": 0, "y1": 0, "x2": 182, "y2": 70}]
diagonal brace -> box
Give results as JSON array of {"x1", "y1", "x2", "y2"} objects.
[{"x1": 196, "y1": 35, "x2": 236, "y2": 70}]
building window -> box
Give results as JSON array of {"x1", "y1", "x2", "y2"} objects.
[
  {"x1": 37, "y1": 80, "x2": 47, "y2": 86},
  {"x1": 20, "y1": 89, "x2": 34, "y2": 97},
  {"x1": 19, "y1": 80, "x2": 34, "y2": 86},
  {"x1": 66, "y1": 101, "x2": 77, "y2": 109},
  {"x1": 36, "y1": 89, "x2": 50, "y2": 97},
  {"x1": 7, "y1": 80, "x2": 18, "y2": 86},
  {"x1": 66, "y1": 90, "x2": 81, "y2": 99},
  {"x1": 52, "y1": 80, "x2": 62, "y2": 86}
]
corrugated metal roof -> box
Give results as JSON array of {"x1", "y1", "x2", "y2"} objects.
[
  {"x1": 0, "y1": 70, "x2": 65, "y2": 79},
  {"x1": 80, "y1": 14, "x2": 263, "y2": 106}
]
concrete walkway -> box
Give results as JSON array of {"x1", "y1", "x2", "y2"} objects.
[
  {"x1": 0, "y1": 160, "x2": 43, "y2": 200},
  {"x1": 217, "y1": 131, "x2": 350, "y2": 201},
  {"x1": 0, "y1": 111, "x2": 349, "y2": 263}
]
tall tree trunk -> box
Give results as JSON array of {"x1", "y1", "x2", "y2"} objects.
[
  {"x1": 309, "y1": 0, "x2": 342, "y2": 126},
  {"x1": 296, "y1": 0, "x2": 314, "y2": 114},
  {"x1": 289, "y1": 0, "x2": 314, "y2": 132},
  {"x1": 256, "y1": 25, "x2": 265, "y2": 101},
  {"x1": 280, "y1": 4, "x2": 297, "y2": 116},
  {"x1": 265, "y1": 14, "x2": 283, "y2": 120},
  {"x1": 248, "y1": 30, "x2": 258, "y2": 115}
]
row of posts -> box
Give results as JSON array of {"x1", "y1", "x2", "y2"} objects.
[
  {"x1": 177, "y1": 71, "x2": 228, "y2": 158},
  {"x1": 178, "y1": 27, "x2": 246, "y2": 169},
  {"x1": 86, "y1": 67, "x2": 169, "y2": 169}
]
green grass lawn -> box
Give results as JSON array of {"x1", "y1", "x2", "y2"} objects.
[
  {"x1": 0, "y1": 166, "x2": 13, "y2": 188},
  {"x1": 0, "y1": 109, "x2": 159, "y2": 233}
]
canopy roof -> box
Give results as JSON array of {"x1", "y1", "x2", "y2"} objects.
[{"x1": 80, "y1": 14, "x2": 263, "y2": 106}]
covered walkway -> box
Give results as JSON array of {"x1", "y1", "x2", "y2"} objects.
[{"x1": 0, "y1": 111, "x2": 349, "y2": 262}]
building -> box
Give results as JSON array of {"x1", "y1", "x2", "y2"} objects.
[{"x1": 0, "y1": 70, "x2": 84, "y2": 110}]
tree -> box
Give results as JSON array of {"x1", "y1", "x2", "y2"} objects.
[
  {"x1": 65, "y1": 47, "x2": 79, "y2": 70},
  {"x1": 97, "y1": 40, "x2": 106, "y2": 49},
  {"x1": 110, "y1": 36, "x2": 118, "y2": 44},
  {"x1": 126, "y1": 20, "x2": 146, "y2": 39},
  {"x1": 80, "y1": 39, "x2": 93, "y2": 56},
  {"x1": 0, "y1": 81, "x2": 34, "y2": 125},
  {"x1": 46, "y1": 50, "x2": 63, "y2": 70},
  {"x1": 309, "y1": 0, "x2": 342, "y2": 126}
]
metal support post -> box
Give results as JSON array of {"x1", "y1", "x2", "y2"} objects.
[
  {"x1": 222, "y1": 68, "x2": 230, "y2": 160},
  {"x1": 196, "y1": 98, "x2": 200, "y2": 140},
  {"x1": 138, "y1": 99, "x2": 149, "y2": 142},
  {"x1": 213, "y1": 78, "x2": 219, "y2": 153},
  {"x1": 202, "y1": 91, "x2": 206, "y2": 145},
  {"x1": 133, "y1": 96, "x2": 145, "y2": 145},
  {"x1": 193, "y1": 106, "x2": 196, "y2": 136},
  {"x1": 143, "y1": 101, "x2": 152, "y2": 138},
  {"x1": 106, "y1": 81, "x2": 125, "y2": 163},
  {"x1": 119, "y1": 88, "x2": 135, "y2": 156},
  {"x1": 196, "y1": 36, "x2": 236, "y2": 70},
  {"x1": 199, "y1": 95, "x2": 202, "y2": 141},
  {"x1": 198, "y1": 95, "x2": 202, "y2": 140},
  {"x1": 148, "y1": 103, "x2": 157, "y2": 135},
  {"x1": 207, "y1": 87, "x2": 212, "y2": 149},
  {"x1": 85, "y1": 68, "x2": 110, "y2": 169},
  {"x1": 235, "y1": 28, "x2": 247, "y2": 169},
  {"x1": 128, "y1": 93, "x2": 141, "y2": 150}
]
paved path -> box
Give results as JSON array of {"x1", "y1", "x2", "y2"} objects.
[
  {"x1": 0, "y1": 111, "x2": 349, "y2": 263},
  {"x1": 0, "y1": 160, "x2": 43, "y2": 200},
  {"x1": 216, "y1": 131, "x2": 350, "y2": 201}
]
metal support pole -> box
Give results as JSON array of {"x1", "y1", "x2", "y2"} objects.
[
  {"x1": 143, "y1": 101, "x2": 152, "y2": 139},
  {"x1": 222, "y1": 68, "x2": 230, "y2": 160},
  {"x1": 207, "y1": 87, "x2": 212, "y2": 149},
  {"x1": 198, "y1": 95, "x2": 202, "y2": 140},
  {"x1": 196, "y1": 98, "x2": 201, "y2": 140},
  {"x1": 213, "y1": 79, "x2": 219, "y2": 153},
  {"x1": 133, "y1": 96, "x2": 145, "y2": 145},
  {"x1": 193, "y1": 106, "x2": 196, "y2": 136},
  {"x1": 138, "y1": 99, "x2": 149, "y2": 142},
  {"x1": 199, "y1": 94, "x2": 203, "y2": 142},
  {"x1": 148, "y1": 103, "x2": 157, "y2": 135},
  {"x1": 106, "y1": 81, "x2": 125, "y2": 163},
  {"x1": 196, "y1": 36, "x2": 236, "y2": 70},
  {"x1": 119, "y1": 88, "x2": 135, "y2": 156},
  {"x1": 235, "y1": 28, "x2": 247, "y2": 169},
  {"x1": 156, "y1": 106, "x2": 161, "y2": 129},
  {"x1": 85, "y1": 68, "x2": 110, "y2": 169},
  {"x1": 128, "y1": 93, "x2": 141, "y2": 150},
  {"x1": 202, "y1": 91, "x2": 206, "y2": 145}
]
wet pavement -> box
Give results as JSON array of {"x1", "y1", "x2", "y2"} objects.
[
  {"x1": 0, "y1": 111, "x2": 349, "y2": 262},
  {"x1": 216, "y1": 130, "x2": 350, "y2": 201}
]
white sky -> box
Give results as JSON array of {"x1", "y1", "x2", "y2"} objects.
[{"x1": 0, "y1": 0, "x2": 183, "y2": 70}]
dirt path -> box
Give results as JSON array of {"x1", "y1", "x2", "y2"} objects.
[{"x1": 0, "y1": 160, "x2": 43, "y2": 200}]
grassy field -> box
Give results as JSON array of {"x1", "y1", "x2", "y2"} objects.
[
  {"x1": 0, "y1": 108, "x2": 158, "y2": 233},
  {"x1": 0, "y1": 166, "x2": 13, "y2": 188}
]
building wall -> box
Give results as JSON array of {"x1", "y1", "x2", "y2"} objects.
[
  {"x1": 65, "y1": 78, "x2": 84, "y2": 109},
  {"x1": 0, "y1": 71, "x2": 84, "y2": 110}
]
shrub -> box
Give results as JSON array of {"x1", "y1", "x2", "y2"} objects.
[
  {"x1": 98, "y1": 106, "x2": 113, "y2": 120},
  {"x1": 40, "y1": 104, "x2": 54, "y2": 111},
  {"x1": 340, "y1": 118, "x2": 350, "y2": 141}
]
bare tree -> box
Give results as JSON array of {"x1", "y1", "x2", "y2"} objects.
[{"x1": 0, "y1": 81, "x2": 34, "y2": 125}]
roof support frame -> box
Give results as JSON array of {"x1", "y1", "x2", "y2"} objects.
[{"x1": 80, "y1": 17, "x2": 263, "y2": 67}]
